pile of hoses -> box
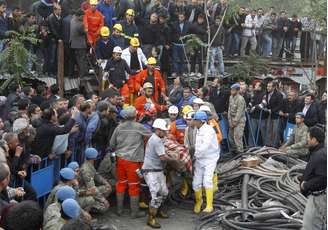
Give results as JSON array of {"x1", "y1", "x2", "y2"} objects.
[{"x1": 169, "y1": 147, "x2": 307, "y2": 230}]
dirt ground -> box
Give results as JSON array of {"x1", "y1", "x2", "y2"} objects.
[{"x1": 98, "y1": 205, "x2": 200, "y2": 230}]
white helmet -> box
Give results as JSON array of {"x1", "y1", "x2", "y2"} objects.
[
  {"x1": 184, "y1": 110, "x2": 195, "y2": 120},
  {"x1": 153, "y1": 118, "x2": 169, "y2": 131},
  {"x1": 168, "y1": 105, "x2": 179, "y2": 114},
  {"x1": 113, "y1": 46, "x2": 123, "y2": 53},
  {"x1": 192, "y1": 98, "x2": 204, "y2": 105},
  {"x1": 199, "y1": 105, "x2": 211, "y2": 113}
]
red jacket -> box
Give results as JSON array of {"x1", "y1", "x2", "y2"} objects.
[{"x1": 134, "y1": 95, "x2": 167, "y2": 118}]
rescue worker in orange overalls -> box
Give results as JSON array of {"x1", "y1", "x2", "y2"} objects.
[
  {"x1": 199, "y1": 105, "x2": 222, "y2": 193},
  {"x1": 134, "y1": 57, "x2": 167, "y2": 104},
  {"x1": 83, "y1": 0, "x2": 104, "y2": 47},
  {"x1": 134, "y1": 82, "x2": 167, "y2": 118}
]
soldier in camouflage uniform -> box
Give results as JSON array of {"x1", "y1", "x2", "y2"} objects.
[
  {"x1": 45, "y1": 168, "x2": 78, "y2": 209},
  {"x1": 79, "y1": 148, "x2": 112, "y2": 214},
  {"x1": 43, "y1": 186, "x2": 76, "y2": 230},
  {"x1": 97, "y1": 152, "x2": 116, "y2": 189},
  {"x1": 280, "y1": 112, "x2": 309, "y2": 161},
  {"x1": 228, "y1": 83, "x2": 246, "y2": 154}
]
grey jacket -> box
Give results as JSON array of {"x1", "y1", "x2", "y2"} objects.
[
  {"x1": 109, "y1": 121, "x2": 152, "y2": 162},
  {"x1": 69, "y1": 16, "x2": 87, "y2": 49}
]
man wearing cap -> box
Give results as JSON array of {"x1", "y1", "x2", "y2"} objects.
[
  {"x1": 109, "y1": 106, "x2": 152, "y2": 218},
  {"x1": 280, "y1": 112, "x2": 309, "y2": 161},
  {"x1": 79, "y1": 148, "x2": 112, "y2": 214},
  {"x1": 104, "y1": 46, "x2": 132, "y2": 91},
  {"x1": 134, "y1": 82, "x2": 167, "y2": 118},
  {"x1": 111, "y1": 23, "x2": 125, "y2": 48},
  {"x1": 45, "y1": 168, "x2": 79, "y2": 208},
  {"x1": 167, "y1": 105, "x2": 179, "y2": 126},
  {"x1": 122, "y1": 37, "x2": 147, "y2": 73},
  {"x1": 70, "y1": 9, "x2": 88, "y2": 79},
  {"x1": 120, "y1": 9, "x2": 139, "y2": 48},
  {"x1": 95, "y1": 26, "x2": 116, "y2": 62},
  {"x1": 43, "y1": 186, "x2": 77, "y2": 230},
  {"x1": 192, "y1": 111, "x2": 220, "y2": 214},
  {"x1": 142, "y1": 118, "x2": 174, "y2": 228},
  {"x1": 134, "y1": 57, "x2": 167, "y2": 103},
  {"x1": 228, "y1": 83, "x2": 246, "y2": 154},
  {"x1": 83, "y1": 0, "x2": 104, "y2": 47}
]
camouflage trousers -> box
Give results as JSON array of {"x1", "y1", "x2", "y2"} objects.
[
  {"x1": 78, "y1": 186, "x2": 111, "y2": 213},
  {"x1": 144, "y1": 171, "x2": 168, "y2": 209},
  {"x1": 228, "y1": 123, "x2": 245, "y2": 153}
]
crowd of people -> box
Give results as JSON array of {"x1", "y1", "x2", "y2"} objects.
[
  {"x1": 0, "y1": 74, "x2": 326, "y2": 229},
  {"x1": 0, "y1": 0, "x2": 325, "y2": 81},
  {"x1": 0, "y1": 0, "x2": 326, "y2": 230}
]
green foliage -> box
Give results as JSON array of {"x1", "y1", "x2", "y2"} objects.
[
  {"x1": 230, "y1": 54, "x2": 270, "y2": 81},
  {"x1": 0, "y1": 30, "x2": 40, "y2": 92}
]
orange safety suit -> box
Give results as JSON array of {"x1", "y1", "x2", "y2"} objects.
[
  {"x1": 116, "y1": 157, "x2": 141, "y2": 196},
  {"x1": 134, "y1": 69, "x2": 166, "y2": 103},
  {"x1": 208, "y1": 118, "x2": 223, "y2": 144},
  {"x1": 134, "y1": 95, "x2": 167, "y2": 118},
  {"x1": 170, "y1": 119, "x2": 187, "y2": 145},
  {"x1": 83, "y1": 9, "x2": 104, "y2": 47}
]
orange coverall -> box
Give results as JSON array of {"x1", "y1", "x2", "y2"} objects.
[
  {"x1": 83, "y1": 9, "x2": 104, "y2": 47},
  {"x1": 134, "y1": 95, "x2": 167, "y2": 118},
  {"x1": 134, "y1": 69, "x2": 166, "y2": 103}
]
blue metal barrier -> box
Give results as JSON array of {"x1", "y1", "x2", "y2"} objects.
[
  {"x1": 284, "y1": 121, "x2": 296, "y2": 142},
  {"x1": 30, "y1": 158, "x2": 54, "y2": 204}
]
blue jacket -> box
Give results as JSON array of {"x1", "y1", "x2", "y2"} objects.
[
  {"x1": 85, "y1": 112, "x2": 100, "y2": 147},
  {"x1": 69, "y1": 112, "x2": 88, "y2": 153},
  {"x1": 177, "y1": 95, "x2": 196, "y2": 109},
  {"x1": 97, "y1": 1, "x2": 115, "y2": 29}
]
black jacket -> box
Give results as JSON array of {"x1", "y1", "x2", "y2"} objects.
[
  {"x1": 209, "y1": 87, "x2": 230, "y2": 114},
  {"x1": 104, "y1": 58, "x2": 132, "y2": 89},
  {"x1": 263, "y1": 90, "x2": 283, "y2": 119},
  {"x1": 301, "y1": 143, "x2": 327, "y2": 196},
  {"x1": 318, "y1": 101, "x2": 326, "y2": 125},
  {"x1": 139, "y1": 22, "x2": 161, "y2": 45},
  {"x1": 32, "y1": 118, "x2": 75, "y2": 158},
  {"x1": 210, "y1": 23, "x2": 225, "y2": 47},
  {"x1": 281, "y1": 99, "x2": 301, "y2": 124},
  {"x1": 249, "y1": 90, "x2": 265, "y2": 119},
  {"x1": 303, "y1": 103, "x2": 319, "y2": 127},
  {"x1": 171, "y1": 20, "x2": 206, "y2": 43},
  {"x1": 47, "y1": 13, "x2": 63, "y2": 40}
]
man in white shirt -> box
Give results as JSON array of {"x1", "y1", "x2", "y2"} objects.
[
  {"x1": 240, "y1": 10, "x2": 258, "y2": 56},
  {"x1": 192, "y1": 111, "x2": 220, "y2": 214}
]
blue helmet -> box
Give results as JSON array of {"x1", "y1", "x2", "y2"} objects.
[
  {"x1": 60, "y1": 168, "x2": 76, "y2": 180},
  {"x1": 67, "y1": 161, "x2": 79, "y2": 171},
  {"x1": 61, "y1": 198, "x2": 81, "y2": 219},
  {"x1": 193, "y1": 111, "x2": 208, "y2": 121},
  {"x1": 56, "y1": 185, "x2": 76, "y2": 202},
  {"x1": 231, "y1": 83, "x2": 241, "y2": 89},
  {"x1": 85, "y1": 148, "x2": 98, "y2": 159}
]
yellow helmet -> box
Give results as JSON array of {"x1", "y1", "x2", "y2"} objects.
[
  {"x1": 182, "y1": 105, "x2": 193, "y2": 115},
  {"x1": 100, "y1": 26, "x2": 110, "y2": 37},
  {"x1": 113, "y1": 23, "x2": 123, "y2": 32},
  {"x1": 126, "y1": 9, "x2": 135, "y2": 16},
  {"x1": 89, "y1": 0, "x2": 98, "y2": 5},
  {"x1": 147, "y1": 57, "x2": 157, "y2": 65},
  {"x1": 130, "y1": 37, "x2": 140, "y2": 47},
  {"x1": 122, "y1": 103, "x2": 130, "y2": 109},
  {"x1": 143, "y1": 82, "x2": 153, "y2": 89}
]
